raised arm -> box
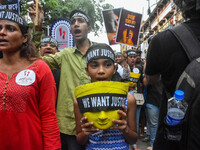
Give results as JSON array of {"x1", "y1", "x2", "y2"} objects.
[
  {"x1": 29, "y1": 0, "x2": 44, "y2": 51},
  {"x1": 29, "y1": 0, "x2": 44, "y2": 32}
]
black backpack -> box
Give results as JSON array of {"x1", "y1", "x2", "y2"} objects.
[
  {"x1": 157, "y1": 23, "x2": 200, "y2": 150},
  {"x1": 154, "y1": 23, "x2": 200, "y2": 150}
]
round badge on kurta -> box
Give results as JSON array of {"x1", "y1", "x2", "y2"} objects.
[
  {"x1": 133, "y1": 68, "x2": 139, "y2": 73},
  {"x1": 16, "y1": 69, "x2": 36, "y2": 86}
]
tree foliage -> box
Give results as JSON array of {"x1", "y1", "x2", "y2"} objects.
[{"x1": 20, "y1": 0, "x2": 113, "y2": 35}]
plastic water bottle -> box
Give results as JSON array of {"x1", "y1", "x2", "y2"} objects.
[{"x1": 166, "y1": 90, "x2": 188, "y2": 125}]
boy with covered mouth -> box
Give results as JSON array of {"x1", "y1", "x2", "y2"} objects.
[{"x1": 74, "y1": 43, "x2": 137, "y2": 149}]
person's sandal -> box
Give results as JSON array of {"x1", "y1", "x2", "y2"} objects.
[
  {"x1": 133, "y1": 145, "x2": 140, "y2": 150},
  {"x1": 147, "y1": 146, "x2": 153, "y2": 150},
  {"x1": 142, "y1": 136, "x2": 150, "y2": 142}
]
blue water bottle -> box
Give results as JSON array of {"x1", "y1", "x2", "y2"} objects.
[{"x1": 166, "y1": 90, "x2": 188, "y2": 125}]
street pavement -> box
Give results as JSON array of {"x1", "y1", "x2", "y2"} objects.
[
  {"x1": 129, "y1": 136, "x2": 149, "y2": 150},
  {"x1": 137, "y1": 137, "x2": 149, "y2": 150}
]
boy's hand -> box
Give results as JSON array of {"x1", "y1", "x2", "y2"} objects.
[
  {"x1": 110, "y1": 105, "x2": 128, "y2": 132},
  {"x1": 80, "y1": 116, "x2": 99, "y2": 136}
]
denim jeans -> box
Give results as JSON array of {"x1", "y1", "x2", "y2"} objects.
[
  {"x1": 145, "y1": 103, "x2": 159, "y2": 146},
  {"x1": 136, "y1": 105, "x2": 142, "y2": 135}
]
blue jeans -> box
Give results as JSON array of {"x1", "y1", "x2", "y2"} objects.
[
  {"x1": 145, "y1": 103, "x2": 159, "y2": 146},
  {"x1": 132, "y1": 105, "x2": 142, "y2": 147},
  {"x1": 136, "y1": 105, "x2": 142, "y2": 135},
  {"x1": 146, "y1": 114, "x2": 150, "y2": 136}
]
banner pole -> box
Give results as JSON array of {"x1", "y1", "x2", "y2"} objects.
[{"x1": 34, "y1": 0, "x2": 39, "y2": 26}]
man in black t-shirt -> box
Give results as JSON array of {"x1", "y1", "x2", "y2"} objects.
[
  {"x1": 143, "y1": 36, "x2": 162, "y2": 150},
  {"x1": 145, "y1": 0, "x2": 200, "y2": 150}
]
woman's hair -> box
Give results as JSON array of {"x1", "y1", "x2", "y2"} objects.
[{"x1": 19, "y1": 29, "x2": 38, "y2": 60}]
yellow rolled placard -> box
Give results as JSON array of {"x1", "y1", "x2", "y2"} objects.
[
  {"x1": 75, "y1": 81, "x2": 129, "y2": 130},
  {"x1": 130, "y1": 72, "x2": 141, "y2": 79},
  {"x1": 125, "y1": 81, "x2": 136, "y2": 87},
  {"x1": 125, "y1": 72, "x2": 141, "y2": 87}
]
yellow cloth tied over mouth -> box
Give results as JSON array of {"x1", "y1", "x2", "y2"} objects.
[
  {"x1": 125, "y1": 72, "x2": 141, "y2": 87},
  {"x1": 75, "y1": 81, "x2": 129, "y2": 130}
]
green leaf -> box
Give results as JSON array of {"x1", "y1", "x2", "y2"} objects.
[{"x1": 20, "y1": 0, "x2": 113, "y2": 35}]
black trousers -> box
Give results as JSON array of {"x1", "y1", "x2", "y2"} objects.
[{"x1": 60, "y1": 133, "x2": 85, "y2": 150}]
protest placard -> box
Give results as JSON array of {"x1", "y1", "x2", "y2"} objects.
[
  {"x1": 102, "y1": 8, "x2": 122, "y2": 45},
  {"x1": 116, "y1": 8, "x2": 142, "y2": 48},
  {"x1": 50, "y1": 19, "x2": 75, "y2": 51},
  {"x1": 0, "y1": 0, "x2": 20, "y2": 14}
]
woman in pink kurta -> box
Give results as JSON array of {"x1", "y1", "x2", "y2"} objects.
[{"x1": 0, "y1": 10, "x2": 61, "y2": 150}]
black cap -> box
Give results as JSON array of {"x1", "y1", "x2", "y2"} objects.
[{"x1": 86, "y1": 43, "x2": 115, "y2": 64}]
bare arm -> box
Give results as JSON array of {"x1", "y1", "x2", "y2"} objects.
[
  {"x1": 29, "y1": 0, "x2": 44, "y2": 53},
  {"x1": 74, "y1": 99, "x2": 99, "y2": 145},
  {"x1": 110, "y1": 93, "x2": 137, "y2": 144}
]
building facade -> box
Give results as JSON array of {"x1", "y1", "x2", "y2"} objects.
[{"x1": 140, "y1": 0, "x2": 183, "y2": 58}]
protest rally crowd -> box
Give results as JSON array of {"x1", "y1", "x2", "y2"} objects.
[{"x1": 0, "y1": 0, "x2": 200, "y2": 150}]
